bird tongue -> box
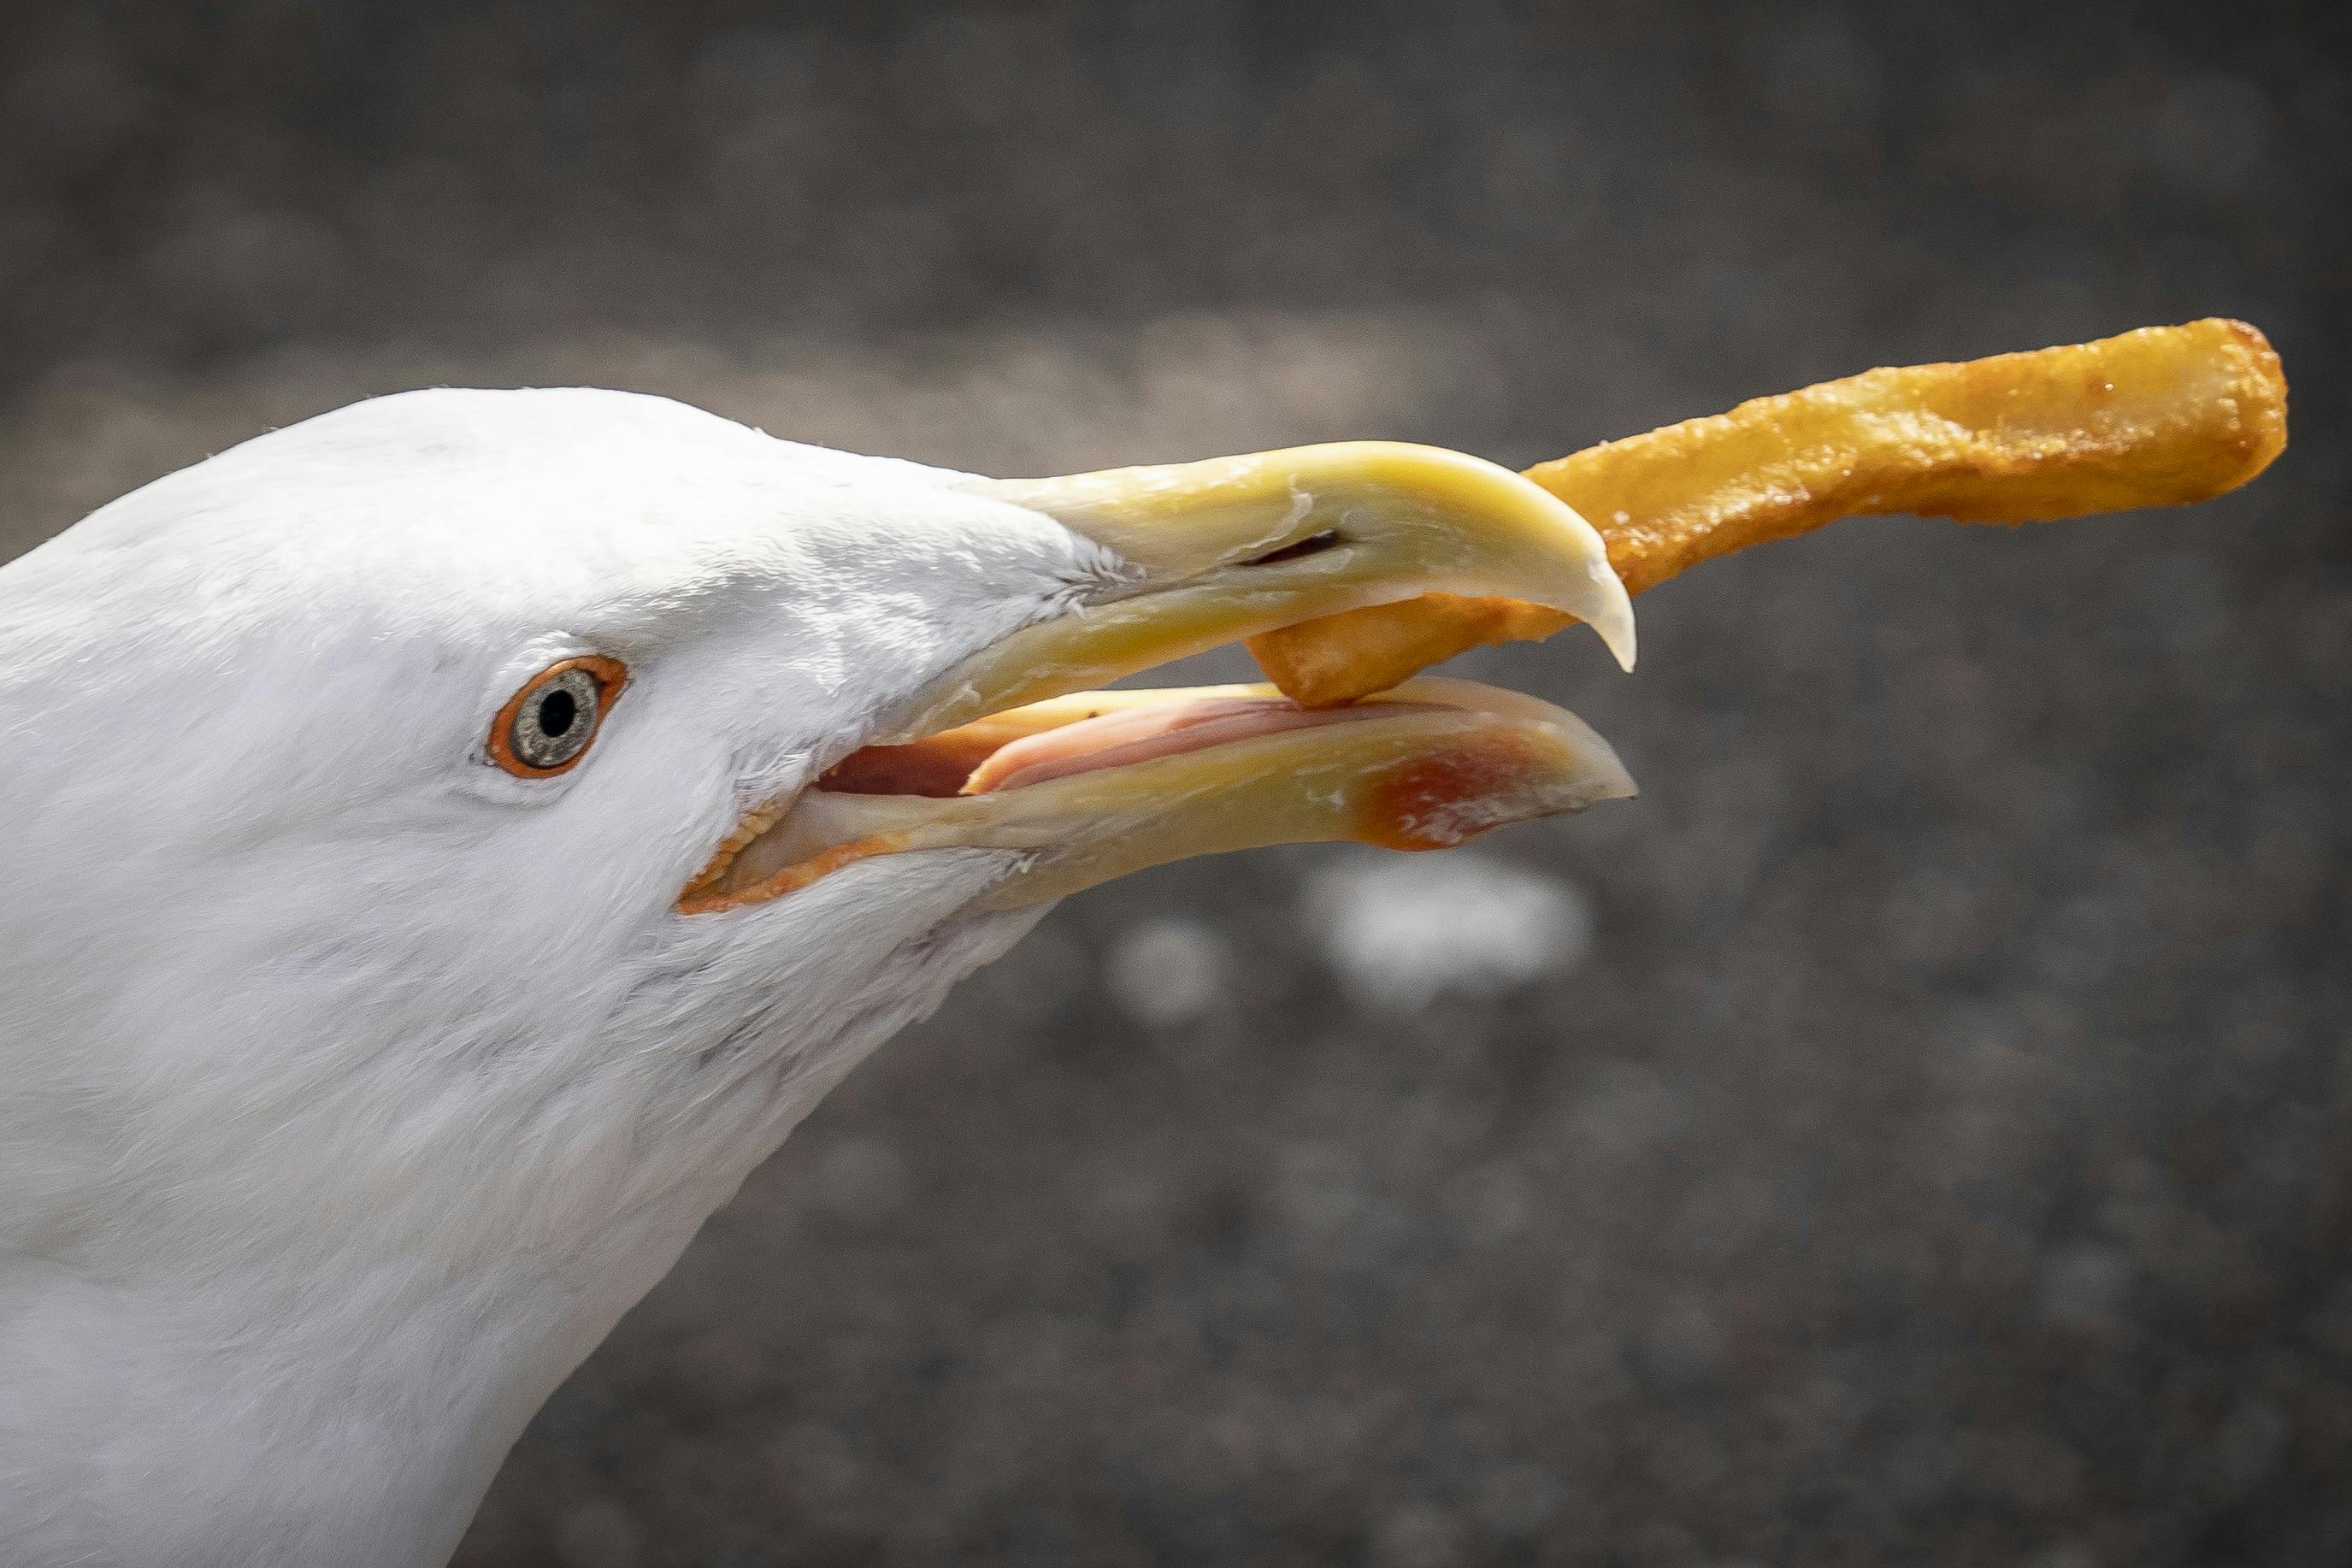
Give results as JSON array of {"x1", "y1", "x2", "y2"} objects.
[
  {"x1": 961, "y1": 697, "x2": 1432, "y2": 794},
  {"x1": 816, "y1": 693, "x2": 1445, "y2": 799}
]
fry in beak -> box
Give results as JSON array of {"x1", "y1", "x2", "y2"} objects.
[
  {"x1": 1252, "y1": 317, "x2": 2290, "y2": 706},
  {"x1": 678, "y1": 320, "x2": 2288, "y2": 917}
]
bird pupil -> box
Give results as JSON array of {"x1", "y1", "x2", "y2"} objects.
[{"x1": 537, "y1": 688, "x2": 578, "y2": 736}]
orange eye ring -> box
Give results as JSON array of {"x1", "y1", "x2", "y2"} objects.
[{"x1": 488, "y1": 656, "x2": 629, "y2": 778}]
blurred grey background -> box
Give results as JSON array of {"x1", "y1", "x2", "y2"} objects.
[{"x1": 4, "y1": 3, "x2": 2348, "y2": 1564}]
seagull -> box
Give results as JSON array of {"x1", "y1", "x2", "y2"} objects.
[{"x1": 0, "y1": 387, "x2": 1637, "y2": 1567}]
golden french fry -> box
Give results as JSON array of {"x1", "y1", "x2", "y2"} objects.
[{"x1": 1249, "y1": 317, "x2": 2288, "y2": 706}]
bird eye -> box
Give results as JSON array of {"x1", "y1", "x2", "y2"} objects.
[{"x1": 489, "y1": 656, "x2": 628, "y2": 777}]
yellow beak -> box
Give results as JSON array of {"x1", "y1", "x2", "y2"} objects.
[
  {"x1": 680, "y1": 443, "x2": 1636, "y2": 913},
  {"x1": 889, "y1": 442, "x2": 1633, "y2": 739}
]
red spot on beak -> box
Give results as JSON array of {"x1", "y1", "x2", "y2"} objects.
[{"x1": 1355, "y1": 737, "x2": 1543, "y2": 852}]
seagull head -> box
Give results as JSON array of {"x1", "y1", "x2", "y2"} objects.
[{"x1": 0, "y1": 386, "x2": 1632, "y2": 1562}]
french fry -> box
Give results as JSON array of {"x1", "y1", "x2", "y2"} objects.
[{"x1": 1249, "y1": 318, "x2": 2288, "y2": 707}]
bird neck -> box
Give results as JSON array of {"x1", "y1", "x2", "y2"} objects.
[{"x1": 0, "y1": 1164, "x2": 728, "y2": 1568}]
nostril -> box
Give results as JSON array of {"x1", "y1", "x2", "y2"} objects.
[{"x1": 1241, "y1": 528, "x2": 1344, "y2": 567}]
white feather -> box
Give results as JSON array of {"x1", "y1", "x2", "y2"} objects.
[{"x1": 0, "y1": 389, "x2": 1089, "y2": 1566}]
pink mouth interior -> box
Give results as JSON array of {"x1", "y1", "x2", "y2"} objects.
[
  {"x1": 818, "y1": 697, "x2": 1435, "y2": 799},
  {"x1": 967, "y1": 697, "x2": 1428, "y2": 793}
]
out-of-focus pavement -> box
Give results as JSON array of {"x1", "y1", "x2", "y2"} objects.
[{"x1": 3, "y1": 3, "x2": 2348, "y2": 1563}]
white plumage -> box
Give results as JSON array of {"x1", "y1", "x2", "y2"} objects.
[
  {"x1": 0, "y1": 391, "x2": 1122, "y2": 1565},
  {"x1": 0, "y1": 389, "x2": 1634, "y2": 1565}
]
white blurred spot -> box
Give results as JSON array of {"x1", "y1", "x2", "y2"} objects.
[
  {"x1": 1305, "y1": 851, "x2": 1593, "y2": 1011},
  {"x1": 1105, "y1": 916, "x2": 1230, "y2": 1028}
]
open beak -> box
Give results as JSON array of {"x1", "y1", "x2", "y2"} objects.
[{"x1": 680, "y1": 443, "x2": 1637, "y2": 914}]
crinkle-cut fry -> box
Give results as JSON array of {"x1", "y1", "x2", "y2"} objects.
[{"x1": 1249, "y1": 317, "x2": 2287, "y2": 706}]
